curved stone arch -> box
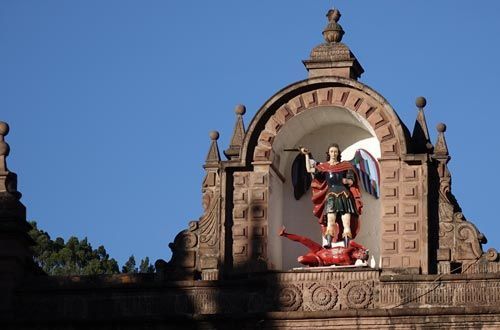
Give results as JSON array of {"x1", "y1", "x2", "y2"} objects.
[{"x1": 241, "y1": 76, "x2": 409, "y2": 164}]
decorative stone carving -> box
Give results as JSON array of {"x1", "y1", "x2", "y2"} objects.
[
  {"x1": 303, "y1": 9, "x2": 364, "y2": 79},
  {"x1": 309, "y1": 283, "x2": 339, "y2": 310},
  {"x1": 199, "y1": 196, "x2": 219, "y2": 247},
  {"x1": 486, "y1": 248, "x2": 499, "y2": 262},
  {"x1": 157, "y1": 132, "x2": 223, "y2": 279},
  {"x1": 224, "y1": 105, "x2": 246, "y2": 160},
  {"x1": 274, "y1": 284, "x2": 303, "y2": 311},
  {"x1": 432, "y1": 123, "x2": 498, "y2": 273},
  {"x1": 177, "y1": 228, "x2": 198, "y2": 249},
  {"x1": 342, "y1": 281, "x2": 373, "y2": 309},
  {"x1": 251, "y1": 84, "x2": 404, "y2": 163}
]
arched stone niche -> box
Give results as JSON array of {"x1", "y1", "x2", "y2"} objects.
[
  {"x1": 268, "y1": 106, "x2": 382, "y2": 270},
  {"x1": 231, "y1": 77, "x2": 431, "y2": 274},
  {"x1": 242, "y1": 77, "x2": 408, "y2": 164}
]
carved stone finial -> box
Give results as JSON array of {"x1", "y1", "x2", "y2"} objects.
[
  {"x1": 323, "y1": 9, "x2": 344, "y2": 43},
  {"x1": 0, "y1": 121, "x2": 9, "y2": 137},
  {"x1": 209, "y1": 131, "x2": 219, "y2": 141},
  {"x1": 436, "y1": 122, "x2": 446, "y2": 133},
  {"x1": 234, "y1": 104, "x2": 246, "y2": 116},
  {"x1": 411, "y1": 97, "x2": 432, "y2": 153},
  {"x1": 415, "y1": 96, "x2": 427, "y2": 109},
  {"x1": 224, "y1": 105, "x2": 247, "y2": 160},
  {"x1": 205, "y1": 131, "x2": 221, "y2": 166},
  {"x1": 0, "y1": 122, "x2": 10, "y2": 172},
  {"x1": 303, "y1": 8, "x2": 363, "y2": 79},
  {"x1": 0, "y1": 121, "x2": 21, "y2": 199},
  {"x1": 434, "y1": 122, "x2": 449, "y2": 158}
]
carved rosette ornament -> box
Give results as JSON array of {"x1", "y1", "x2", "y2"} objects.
[
  {"x1": 342, "y1": 281, "x2": 373, "y2": 309},
  {"x1": 309, "y1": 284, "x2": 339, "y2": 310},
  {"x1": 274, "y1": 284, "x2": 303, "y2": 311}
]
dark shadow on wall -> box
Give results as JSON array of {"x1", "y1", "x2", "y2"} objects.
[
  {"x1": 5, "y1": 260, "x2": 283, "y2": 329},
  {"x1": 427, "y1": 158, "x2": 440, "y2": 275}
]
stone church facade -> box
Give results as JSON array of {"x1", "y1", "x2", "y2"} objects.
[{"x1": 2, "y1": 8, "x2": 500, "y2": 329}]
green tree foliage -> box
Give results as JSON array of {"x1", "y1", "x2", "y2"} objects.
[
  {"x1": 122, "y1": 255, "x2": 137, "y2": 273},
  {"x1": 122, "y1": 255, "x2": 155, "y2": 274},
  {"x1": 139, "y1": 256, "x2": 155, "y2": 273},
  {"x1": 29, "y1": 222, "x2": 119, "y2": 275},
  {"x1": 29, "y1": 221, "x2": 120, "y2": 275},
  {"x1": 29, "y1": 221, "x2": 155, "y2": 275}
]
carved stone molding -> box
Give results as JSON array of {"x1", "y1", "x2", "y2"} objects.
[
  {"x1": 265, "y1": 270, "x2": 378, "y2": 311},
  {"x1": 379, "y1": 279, "x2": 500, "y2": 308},
  {"x1": 252, "y1": 85, "x2": 403, "y2": 163}
]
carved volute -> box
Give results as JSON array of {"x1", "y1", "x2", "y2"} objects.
[{"x1": 432, "y1": 123, "x2": 498, "y2": 274}]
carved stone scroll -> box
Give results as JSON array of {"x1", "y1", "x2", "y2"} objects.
[{"x1": 433, "y1": 123, "x2": 498, "y2": 274}]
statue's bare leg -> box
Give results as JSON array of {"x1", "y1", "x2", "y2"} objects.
[
  {"x1": 280, "y1": 227, "x2": 322, "y2": 253},
  {"x1": 298, "y1": 253, "x2": 321, "y2": 267},
  {"x1": 325, "y1": 213, "x2": 337, "y2": 248},
  {"x1": 341, "y1": 213, "x2": 352, "y2": 246}
]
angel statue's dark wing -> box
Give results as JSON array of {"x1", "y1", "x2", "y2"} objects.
[
  {"x1": 350, "y1": 149, "x2": 380, "y2": 198},
  {"x1": 291, "y1": 152, "x2": 313, "y2": 200}
]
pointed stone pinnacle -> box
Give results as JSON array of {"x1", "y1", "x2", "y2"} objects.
[
  {"x1": 224, "y1": 105, "x2": 246, "y2": 160},
  {"x1": 205, "y1": 131, "x2": 221, "y2": 166},
  {"x1": 434, "y1": 122, "x2": 449, "y2": 158},
  {"x1": 411, "y1": 97, "x2": 432, "y2": 153}
]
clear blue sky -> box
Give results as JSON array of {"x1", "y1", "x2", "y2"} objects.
[{"x1": 2, "y1": 1, "x2": 500, "y2": 267}]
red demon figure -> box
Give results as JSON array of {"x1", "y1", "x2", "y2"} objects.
[{"x1": 279, "y1": 227, "x2": 369, "y2": 267}]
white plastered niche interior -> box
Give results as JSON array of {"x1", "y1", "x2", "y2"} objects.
[{"x1": 267, "y1": 106, "x2": 381, "y2": 270}]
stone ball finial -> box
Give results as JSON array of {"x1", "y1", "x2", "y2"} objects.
[
  {"x1": 327, "y1": 8, "x2": 341, "y2": 23},
  {"x1": 323, "y1": 8, "x2": 345, "y2": 43},
  {"x1": 235, "y1": 104, "x2": 246, "y2": 116},
  {"x1": 0, "y1": 121, "x2": 9, "y2": 137},
  {"x1": 415, "y1": 96, "x2": 427, "y2": 109},
  {"x1": 0, "y1": 121, "x2": 10, "y2": 156},
  {"x1": 436, "y1": 123, "x2": 447, "y2": 133},
  {"x1": 0, "y1": 142, "x2": 9, "y2": 156},
  {"x1": 209, "y1": 131, "x2": 220, "y2": 141}
]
